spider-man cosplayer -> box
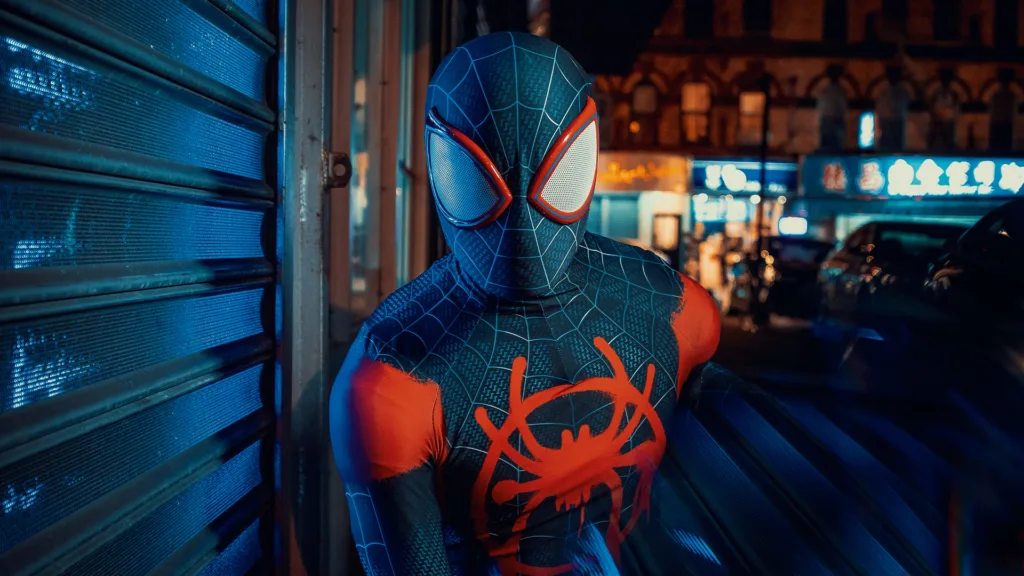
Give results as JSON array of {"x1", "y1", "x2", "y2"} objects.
[{"x1": 331, "y1": 32, "x2": 722, "y2": 575}]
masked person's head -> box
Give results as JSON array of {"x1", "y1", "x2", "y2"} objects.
[{"x1": 425, "y1": 32, "x2": 598, "y2": 300}]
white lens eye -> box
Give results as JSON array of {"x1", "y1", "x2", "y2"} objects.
[
  {"x1": 534, "y1": 119, "x2": 598, "y2": 222},
  {"x1": 427, "y1": 131, "x2": 504, "y2": 227}
]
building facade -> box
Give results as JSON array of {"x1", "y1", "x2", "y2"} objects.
[{"x1": 594, "y1": 0, "x2": 1024, "y2": 156}]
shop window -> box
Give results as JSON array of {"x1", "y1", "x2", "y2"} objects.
[
  {"x1": 737, "y1": 91, "x2": 766, "y2": 146},
  {"x1": 606, "y1": 196, "x2": 640, "y2": 239},
  {"x1": 681, "y1": 82, "x2": 711, "y2": 143}
]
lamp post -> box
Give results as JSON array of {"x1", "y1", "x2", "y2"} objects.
[{"x1": 755, "y1": 73, "x2": 771, "y2": 244}]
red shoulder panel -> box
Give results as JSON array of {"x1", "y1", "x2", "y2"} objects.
[
  {"x1": 341, "y1": 358, "x2": 447, "y2": 481},
  {"x1": 671, "y1": 273, "x2": 722, "y2": 397}
]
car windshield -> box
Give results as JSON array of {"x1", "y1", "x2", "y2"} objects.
[
  {"x1": 874, "y1": 225, "x2": 965, "y2": 258},
  {"x1": 765, "y1": 238, "x2": 833, "y2": 266}
]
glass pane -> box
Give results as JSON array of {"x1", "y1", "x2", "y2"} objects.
[
  {"x1": 350, "y1": 0, "x2": 370, "y2": 306},
  {"x1": 683, "y1": 114, "x2": 708, "y2": 142},
  {"x1": 632, "y1": 84, "x2": 658, "y2": 114},
  {"x1": 739, "y1": 91, "x2": 765, "y2": 115},
  {"x1": 681, "y1": 82, "x2": 710, "y2": 112},
  {"x1": 606, "y1": 196, "x2": 640, "y2": 239}
]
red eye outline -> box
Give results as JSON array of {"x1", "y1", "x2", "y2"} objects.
[
  {"x1": 425, "y1": 107, "x2": 513, "y2": 229},
  {"x1": 426, "y1": 98, "x2": 599, "y2": 228},
  {"x1": 527, "y1": 97, "x2": 599, "y2": 224}
]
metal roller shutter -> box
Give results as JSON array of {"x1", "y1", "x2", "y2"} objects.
[{"x1": 0, "y1": 0, "x2": 277, "y2": 574}]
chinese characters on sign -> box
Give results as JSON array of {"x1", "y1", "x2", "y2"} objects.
[
  {"x1": 803, "y1": 156, "x2": 1024, "y2": 198},
  {"x1": 822, "y1": 162, "x2": 848, "y2": 192},
  {"x1": 693, "y1": 160, "x2": 797, "y2": 195}
]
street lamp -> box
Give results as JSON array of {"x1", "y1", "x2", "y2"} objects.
[{"x1": 755, "y1": 73, "x2": 771, "y2": 244}]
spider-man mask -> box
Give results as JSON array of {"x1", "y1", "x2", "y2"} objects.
[{"x1": 425, "y1": 32, "x2": 597, "y2": 300}]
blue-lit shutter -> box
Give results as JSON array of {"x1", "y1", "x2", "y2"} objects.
[{"x1": 0, "y1": 1, "x2": 276, "y2": 575}]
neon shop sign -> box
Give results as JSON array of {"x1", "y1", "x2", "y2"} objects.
[
  {"x1": 694, "y1": 160, "x2": 797, "y2": 195},
  {"x1": 811, "y1": 156, "x2": 1024, "y2": 198}
]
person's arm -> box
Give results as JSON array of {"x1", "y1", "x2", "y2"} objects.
[
  {"x1": 330, "y1": 330, "x2": 453, "y2": 576},
  {"x1": 671, "y1": 273, "x2": 722, "y2": 400}
]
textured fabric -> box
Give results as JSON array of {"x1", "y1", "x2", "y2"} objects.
[
  {"x1": 331, "y1": 233, "x2": 721, "y2": 575},
  {"x1": 425, "y1": 32, "x2": 594, "y2": 300},
  {"x1": 332, "y1": 32, "x2": 722, "y2": 576}
]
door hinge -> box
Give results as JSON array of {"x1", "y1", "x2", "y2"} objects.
[{"x1": 327, "y1": 151, "x2": 352, "y2": 188}]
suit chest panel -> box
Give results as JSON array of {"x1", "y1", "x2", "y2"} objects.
[{"x1": 432, "y1": 289, "x2": 683, "y2": 478}]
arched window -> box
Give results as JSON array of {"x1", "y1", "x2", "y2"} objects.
[
  {"x1": 736, "y1": 91, "x2": 766, "y2": 146},
  {"x1": 681, "y1": 82, "x2": 711, "y2": 143},
  {"x1": 629, "y1": 81, "x2": 659, "y2": 146}
]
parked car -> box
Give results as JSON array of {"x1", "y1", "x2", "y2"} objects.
[
  {"x1": 818, "y1": 221, "x2": 968, "y2": 326},
  {"x1": 728, "y1": 236, "x2": 834, "y2": 321},
  {"x1": 924, "y1": 199, "x2": 1024, "y2": 325}
]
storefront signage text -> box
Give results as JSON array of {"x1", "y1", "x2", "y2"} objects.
[
  {"x1": 596, "y1": 153, "x2": 691, "y2": 193},
  {"x1": 693, "y1": 159, "x2": 797, "y2": 195},
  {"x1": 802, "y1": 155, "x2": 1024, "y2": 198}
]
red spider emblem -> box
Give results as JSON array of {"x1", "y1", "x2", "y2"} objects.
[{"x1": 470, "y1": 337, "x2": 667, "y2": 575}]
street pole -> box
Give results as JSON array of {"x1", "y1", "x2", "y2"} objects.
[{"x1": 755, "y1": 74, "x2": 771, "y2": 244}]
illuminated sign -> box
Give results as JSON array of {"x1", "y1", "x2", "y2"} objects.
[
  {"x1": 858, "y1": 112, "x2": 875, "y2": 149},
  {"x1": 802, "y1": 155, "x2": 1024, "y2": 198},
  {"x1": 778, "y1": 217, "x2": 808, "y2": 235},
  {"x1": 597, "y1": 152, "x2": 691, "y2": 192},
  {"x1": 692, "y1": 159, "x2": 797, "y2": 195},
  {"x1": 822, "y1": 162, "x2": 849, "y2": 192}
]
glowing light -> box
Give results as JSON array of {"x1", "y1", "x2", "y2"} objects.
[
  {"x1": 916, "y1": 159, "x2": 942, "y2": 187},
  {"x1": 858, "y1": 111, "x2": 875, "y2": 149},
  {"x1": 887, "y1": 159, "x2": 915, "y2": 188},
  {"x1": 765, "y1": 255, "x2": 775, "y2": 265},
  {"x1": 858, "y1": 161, "x2": 884, "y2": 193},
  {"x1": 721, "y1": 164, "x2": 748, "y2": 192},
  {"x1": 822, "y1": 162, "x2": 848, "y2": 191},
  {"x1": 750, "y1": 194, "x2": 761, "y2": 205},
  {"x1": 760, "y1": 250, "x2": 769, "y2": 258},
  {"x1": 946, "y1": 161, "x2": 969, "y2": 188},
  {"x1": 704, "y1": 165, "x2": 722, "y2": 190},
  {"x1": 628, "y1": 121, "x2": 640, "y2": 134},
  {"x1": 725, "y1": 199, "x2": 748, "y2": 222},
  {"x1": 974, "y1": 161, "x2": 995, "y2": 186},
  {"x1": 998, "y1": 162, "x2": 1024, "y2": 193},
  {"x1": 778, "y1": 216, "x2": 808, "y2": 235},
  {"x1": 777, "y1": 196, "x2": 787, "y2": 205},
  {"x1": 693, "y1": 192, "x2": 709, "y2": 204}
]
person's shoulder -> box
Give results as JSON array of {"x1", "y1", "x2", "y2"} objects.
[
  {"x1": 361, "y1": 254, "x2": 465, "y2": 354},
  {"x1": 576, "y1": 232, "x2": 685, "y2": 297}
]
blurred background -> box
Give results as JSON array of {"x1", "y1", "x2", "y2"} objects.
[{"x1": 0, "y1": 0, "x2": 1021, "y2": 575}]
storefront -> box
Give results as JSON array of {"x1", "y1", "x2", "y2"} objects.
[
  {"x1": 589, "y1": 152, "x2": 691, "y2": 267},
  {"x1": 689, "y1": 158, "x2": 799, "y2": 244},
  {"x1": 687, "y1": 158, "x2": 799, "y2": 296},
  {"x1": 798, "y1": 155, "x2": 1024, "y2": 242}
]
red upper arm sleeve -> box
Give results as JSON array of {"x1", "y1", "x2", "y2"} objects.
[
  {"x1": 331, "y1": 354, "x2": 447, "y2": 483},
  {"x1": 671, "y1": 273, "x2": 722, "y2": 397}
]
